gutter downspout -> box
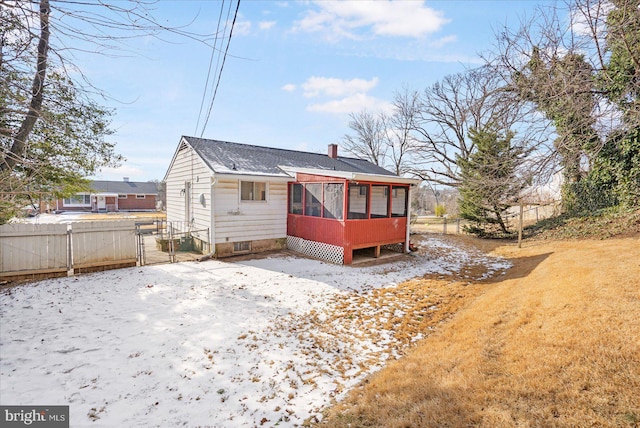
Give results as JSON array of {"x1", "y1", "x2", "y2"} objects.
[
  {"x1": 198, "y1": 175, "x2": 217, "y2": 262},
  {"x1": 405, "y1": 184, "x2": 413, "y2": 253}
]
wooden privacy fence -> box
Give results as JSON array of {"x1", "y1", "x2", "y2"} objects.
[{"x1": 0, "y1": 220, "x2": 137, "y2": 280}]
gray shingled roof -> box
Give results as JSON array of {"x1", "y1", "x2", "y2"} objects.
[
  {"x1": 90, "y1": 180, "x2": 158, "y2": 194},
  {"x1": 182, "y1": 136, "x2": 397, "y2": 177}
]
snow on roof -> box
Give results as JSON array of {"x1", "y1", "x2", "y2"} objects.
[{"x1": 182, "y1": 136, "x2": 397, "y2": 178}]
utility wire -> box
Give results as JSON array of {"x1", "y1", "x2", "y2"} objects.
[
  {"x1": 194, "y1": 0, "x2": 227, "y2": 136},
  {"x1": 200, "y1": 0, "x2": 240, "y2": 137}
]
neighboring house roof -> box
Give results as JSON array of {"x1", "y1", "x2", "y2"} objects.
[
  {"x1": 179, "y1": 136, "x2": 398, "y2": 178},
  {"x1": 90, "y1": 180, "x2": 158, "y2": 195}
]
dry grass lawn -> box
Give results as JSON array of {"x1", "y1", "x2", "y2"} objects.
[{"x1": 320, "y1": 234, "x2": 640, "y2": 427}]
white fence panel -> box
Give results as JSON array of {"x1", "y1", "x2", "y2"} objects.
[
  {"x1": 0, "y1": 223, "x2": 69, "y2": 277},
  {"x1": 71, "y1": 220, "x2": 137, "y2": 269}
]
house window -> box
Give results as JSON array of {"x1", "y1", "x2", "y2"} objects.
[
  {"x1": 241, "y1": 181, "x2": 266, "y2": 201},
  {"x1": 371, "y1": 185, "x2": 390, "y2": 218},
  {"x1": 136, "y1": 194, "x2": 145, "y2": 199},
  {"x1": 63, "y1": 194, "x2": 91, "y2": 206},
  {"x1": 323, "y1": 183, "x2": 344, "y2": 220},
  {"x1": 304, "y1": 183, "x2": 323, "y2": 217},
  {"x1": 118, "y1": 194, "x2": 127, "y2": 199},
  {"x1": 289, "y1": 183, "x2": 303, "y2": 214},
  {"x1": 233, "y1": 241, "x2": 251, "y2": 253},
  {"x1": 391, "y1": 186, "x2": 408, "y2": 217},
  {"x1": 347, "y1": 184, "x2": 369, "y2": 219}
]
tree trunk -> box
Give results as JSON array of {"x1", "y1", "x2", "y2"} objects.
[
  {"x1": 494, "y1": 207, "x2": 509, "y2": 234},
  {"x1": 1, "y1": 0, "x2": 50, "y2": 172}
]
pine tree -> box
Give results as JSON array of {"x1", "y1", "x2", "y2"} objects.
[{"x1": 458, "y1": 126, "x2": 529, "y2": 236}]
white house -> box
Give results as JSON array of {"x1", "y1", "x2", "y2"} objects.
[{"x1": 163, "y1": 136, "x2": 419, "y2": 263}]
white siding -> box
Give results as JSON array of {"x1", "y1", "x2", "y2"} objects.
[
  {"x1": 212, "y1": 178, "x2": 288, "y2": 244},
  {"x1": 165, "y1": 143, "x2": 212, "y2": 239}
]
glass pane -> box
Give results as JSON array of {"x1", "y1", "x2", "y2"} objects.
[
  {"x1": 391, "y1": 186, "x2": 407, "y2": 217},
  {"x1": 240, "y1": 181, "x2": 253, "y2": 200},
  {"x1": 348, "y1": 184, "x2": 368, "y2": 219},
  {"x1": 305, "y1": 183, "x2": 322, "y2": 217},
  {"x1": 255, "y1": 182, "x2": 266, "y2": 201},
  {"x1": 371, "y1": 185, "x2": 389, "y2": 218},
  {"x1": 323, "y1": 183, "x2": 343, "y2": 220},
  {"x1": 289, "y1": 184, "x2": 303, "y2": 214}
]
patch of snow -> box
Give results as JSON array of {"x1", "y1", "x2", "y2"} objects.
[{"x1": 0, "y1": 235, "x2": 511, "y2": 427}]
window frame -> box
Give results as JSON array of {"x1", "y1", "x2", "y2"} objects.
[
  {"x1": 304, "y1": 183, "x2": 323, "y2": 217},
  {"x1": 322, "y1": 182, "x2": 344, "y2": 220},
  {"x1": 347, "y1": 183, "x2": 369, "y2": 220},
  {"x1": 391, "y1": 185, "x2": 409, "y2": 218},
  {"x1": 289, "y1": 183, "x2": 303, "y2": 214},
  {"x1": 240, "y1": 181, "x2": 267, "y2": 202},
  {"x1": 63, "y1": 193, "x2": 91, "y2": 207},
  {"x1": 370, "y1": 184, "x2": 390, "y2": 218}
]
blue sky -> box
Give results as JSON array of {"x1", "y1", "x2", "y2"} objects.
[{"x1": 80, "y1": 0, "x2": 546, "y2": 182}]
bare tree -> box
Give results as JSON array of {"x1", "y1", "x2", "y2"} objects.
[
  {"x1": 341, "y1": 89, "x2": 420, "y2": 176},
  {"x1": 0, "y1": 0, "x2": 217, "y2": 220},
  {"x1": 2, "y1": 0, "x2": 214, "y2": 172},
  {"x1": 408, "y1": 66, "x2": 552, "y2": 188},
  {"x1": 341, "y1": 110, "x2": 388, "y2": 166},
  {"x1": 382, "y1": 87, "x2": 420, "y2": 175}
]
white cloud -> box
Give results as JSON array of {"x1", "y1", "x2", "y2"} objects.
[
  {"x1": 259, "y1": 20, "x2": 276, "y2": 30},
  {"x1": 569, "y1": 0, "x2": 612, "y2": 38},
  {"x1": 429, "y1": 35, "x2": 457, "y2": 48},
  {"x1": 302, "y1": 76, "x2": 379, "y2": 98},
  {"x1": 234, "y1": 20, "x2": 252, "y2": 36},
  {"x1": 294, "y1": 0, "x2": 449, "y2": 40},
  {"x1": 307, "y1": 93, "x2": 392, "y2": 114},
  {"x1": 281, "y1": 83, "x2": 297, "y2": 92}
]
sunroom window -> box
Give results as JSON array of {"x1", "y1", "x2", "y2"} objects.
[
  {"x1": 304, "y1": 183, "x2": 323, "y2": 217},
  {"x1": 323, "y1": 183, "x2": 344, "y2": 220},
  {"x1": 348, "y1": 184, "x2": 369, "y2": 219},
  {"x1": 370, "y1": 185, "x2": 389, "y2": 218},
  {"x1": 391, "y1": 186, "x2": 408, "y2": 217},
  {"x1": 289, "y1": 183, "x2": 303, "y2": 214}
]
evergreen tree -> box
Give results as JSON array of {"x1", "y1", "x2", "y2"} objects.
[{"x1": 458, "y1": 127, "x2": 529, "y2": 236}]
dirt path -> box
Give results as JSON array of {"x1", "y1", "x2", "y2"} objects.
[{"x1": 320, "y1": 233, "x2": 640, "y2": 427}]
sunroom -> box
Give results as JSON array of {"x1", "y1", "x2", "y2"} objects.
[{"x1": 283, "y1": 167, "x2": 419, "y2": 264}]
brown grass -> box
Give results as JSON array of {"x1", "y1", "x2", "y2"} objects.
[{"x1": 320, "y1": 234, "x2": 640, "y2": 427}]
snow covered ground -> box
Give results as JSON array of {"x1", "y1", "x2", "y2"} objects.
[{"x1": 0, "y1": 235, "x2": 510, "y2": 427}]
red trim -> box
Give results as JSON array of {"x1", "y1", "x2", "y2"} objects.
[{"x1": 286, "y1": 176, "x2": 411, "y2": 264}]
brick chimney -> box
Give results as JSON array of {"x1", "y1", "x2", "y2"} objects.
[{"x1": 328, "y1": 144, "x2": 338, "y2": 159}]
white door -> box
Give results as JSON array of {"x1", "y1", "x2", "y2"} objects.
[{"x1": 97, "y1": 196, "x2": 106, "y2": 210}]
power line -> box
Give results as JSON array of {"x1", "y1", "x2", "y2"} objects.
[
  {"x1": 194, "y1": 0, "x2": 227, "y2": 136},
  {"x1": 200, "y1": 0, "x2": 240, "y2": 137}
]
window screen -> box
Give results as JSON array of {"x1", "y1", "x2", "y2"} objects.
[
  {"x1": 323, "y1": 183, "x2": 344, "y2": 220},
  {"x1": 370, "y1": 185, "x2": 389, "y2": 218},
  {"x1": 305, "y1": 183, "x2": 322, "y2": 217},
  {"x1": 348, "y1": 184, "x2": 369, "y2": 219},
  {"x1": 289, "y1": 183, "x2": 303, "y2": 214},
  {"x1": 391, "y1": 186, "x2": 408, "y2": 217}
]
